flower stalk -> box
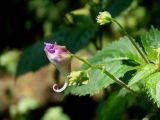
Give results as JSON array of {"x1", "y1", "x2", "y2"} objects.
[
  {"x1": 96, "y1": 11, "x2": 149, "y2": 64},
  {"x1": 110, "y1": 18, "x2": 149, "y2": 64}
]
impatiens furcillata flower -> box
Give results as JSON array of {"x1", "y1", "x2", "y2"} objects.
[{"x1": 44, "y1": 42, "x2": 71, "y2": 92}]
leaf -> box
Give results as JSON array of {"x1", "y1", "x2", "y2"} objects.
[
  {"x1": 98, "y1": 93, "x2": 127, "y2": 120},
  {"x1": 83, "y1": 36, "x2": 144, "y2": 70},
  {"x1": 128, "y1": 64, "x2": 157, "y2": 86},
  {"x1": 141, "y1": 26, "x2": 160, "y2": 62},
  {"x1": 145, "y1": 72, "x2": 160, "y2": 107},
  {"x1": 65, "y1": 61, "x2": 133, "y2": 96},
  {"x1": 16, "y1": 17, "x2": 98, "y2": 76},
  {"x1": 119, "y1": 64, "x2": 157, "y2": 96},
  {"x1": 107, "y1": 0, "x2": 133, "y2": 17},
  {"x1": 65, "y1": 36, "x2": 143, "y2": 96},
  {"x1": 16, "y1": 43, "x2": 49, "y2": 76},
  {"x1": 90, "y1": 0, "x2": 133, "y2": 18}
]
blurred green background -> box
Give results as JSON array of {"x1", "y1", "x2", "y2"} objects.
[{"x1": 0, "y1": 0, "x2": 160, "y2": 120}]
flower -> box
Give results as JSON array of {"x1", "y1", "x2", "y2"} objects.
[
  {"x1": 44, "y1": 42, "x2": 71, "y2": 92},
  {"x1": 96, "y1": 11, "x2": 112, "y2": 25}
]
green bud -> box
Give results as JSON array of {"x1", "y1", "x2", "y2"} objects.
[
  {"x1": 68, "y1": 71, "x2": 89, "y2": 86},
  {"x1": 96, "y1": 11, "x2": 112, "y2": 25}
]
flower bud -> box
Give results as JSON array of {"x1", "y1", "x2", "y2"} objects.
[
  {"x1": 44, "y1": 42, "x2": 71, "y2": 92},
  {"x1": 68, "y1": 71, "x2": 89, "y2": 86},
  {"x1": 96, "y1": 11, "x2": 112, "y2": 25}
]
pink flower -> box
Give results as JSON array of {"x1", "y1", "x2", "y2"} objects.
[{"x1": 44, "y1": 42, "x2": 71, "y2": 92}]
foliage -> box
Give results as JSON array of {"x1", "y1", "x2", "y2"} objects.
[
  {"x1": 65, "y1": 37, "x2": 139, "y2": 95},
  {"x1": 141, "y1": 26, "x2": 160, "y2": 62},
  {"x1": 145, "y1": 72, "x2": 160, "y2": 107},
  {"x1": 41, "y1": 107, "x2": 70, "y2": 120},
  {"x1": 66, "y1": 61, "x2": 133, "y2": 96},
  {"x1": 98, "y1": 93, "x2": 130, "y2": 120},
  {"x1": 107, "y1": 0, "x2": 133, "y2": 16},
  {"x1": 2, "y1": 0, "x2": 160, "y2": 119},
  {"x1": 0, "y1": 50, "x2": 19, "y2": 75},
  {"x1": 16, "y1": 0, "x2": 134, "y2": 76},
  {"x1": 65, "y1": 26, "x2": 160, "y2": 110},
  {"x1": 9, "y1": 97, "x2": 39, "y2": 120},
  {"x1": 16, "y1": 15, "x2": 98, "y2": 76}
]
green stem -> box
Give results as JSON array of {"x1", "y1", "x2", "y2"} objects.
[
  {"x1": 71, "y1": 54, "x2": 93, "y2": 67},
  {"x1": 158, "y1": 53, "x2": 160, "y2": 71},
  {"x1": 111, "y1": 18, "x2": 149, "y2": 64},
  {"x1": 71, "y1": 54, "x2": 137, "y2": 96},
  {"x1": 97, "y1": 65, "x2": 137, "y2": 96}
]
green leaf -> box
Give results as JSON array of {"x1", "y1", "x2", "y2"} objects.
[
  {"x1": 16, "y1": 43, "x2": 49, "y2": 76},
  {"x1": 141, "y1": 26, "x2": 160, "y2": 62},
  {"x1": 107, "y1": 0, "x2": 133, "y2": 17},
  {"x1": 65, "y1": 61, "x2": 133, "y2": 96},
  {"x1": 145, "y1": 72, "x2": 160, "y2": 107},
  {"x1": 16, "y1": 18, "x2": 98, "y2": 76},
  {"x1": 90, "y1": 0, "x2": 133, "y2": 19},
  {"x1": 65, "y1": 36, "x2": 143, "y2": 96},
  {"x1": 128, "y1": 64, "x2": 157, "y2": 86},
  {"x1": 119, "y1": 64, "x2": 157, "y2": 96},
  {"x1": 83, "y1": 36, "x2": 144, "y2": 70},
  {"x1": 98, "y1": 93, "x2": 127, "y2": 120}
]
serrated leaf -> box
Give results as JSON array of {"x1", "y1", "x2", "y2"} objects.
[
  {"x1": 83, "y1": 36, "x2": 144, "y2": 70},
  {"x1": 145, "y1": 72, "x2": 160, "y2": 107},
  {"x1": 128, "y1": 64, "x2": 157, "y2": 86},
  {"x1": 141, "y1": 26, "x2": 160, "y2": 62},
  {"x1": 65, "y1": 61, "x2": 133, "y2": 96},
  {"x1": 119, "y1": 64, "x2": 157, "y2": 96},
  {"x1": 16, "y1": 19, "x2": 98, "y2": 76},
  {"x1": 65, "y1": 37, "x2": 144, "y2": 96}
]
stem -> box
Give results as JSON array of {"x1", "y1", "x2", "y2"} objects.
[
  {"x1": 111, "y1": 18, "x2": 149, "y2": 64},
  {"x1": 97, "y1": 65, "x2": 137, "y2": 96},
  {"x1": 71, "y1": 54, "x2": 93, "y2": 67},
  {"x1": 158, "y1": 53, "x2": 160, "y2": 71},
  {"x1": 71, "y1": 54, "x2": 138, "y2": 96}
]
